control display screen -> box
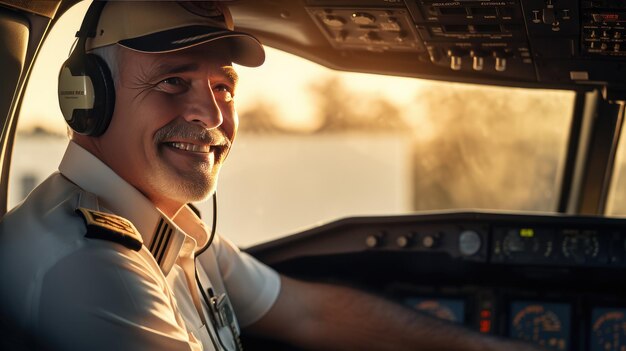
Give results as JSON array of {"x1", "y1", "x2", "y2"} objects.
[
  {"x1": 591, "y1": 308, "x2": 626, "y2": 351},
  {"x1": 509, "y1": 301, "x2": 570, "y2": 350},
  {"x1": 405, "y1": 297, "x2": 465, "y2": 324}
]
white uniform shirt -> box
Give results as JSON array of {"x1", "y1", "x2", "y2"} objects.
[{"x1": 0, "y1": 142, "x2": 280, "y2": 350}]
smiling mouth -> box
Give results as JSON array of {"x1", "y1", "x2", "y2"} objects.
[
  {"x1": 163, "y1": 141, "x2": 228, "y2": 161},
  {"x1": 167, "y1": 142, "x2": 211, "y2": 153}
]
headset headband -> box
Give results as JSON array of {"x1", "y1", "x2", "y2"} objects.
[{"x1": 77, "y1": 1, "x2": 107, "y2": 50}]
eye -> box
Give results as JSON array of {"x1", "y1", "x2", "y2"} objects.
[
  {"x1": 213, "y1": 83, "x2": 234, "y2": 102},
  {"x1": 156, "y1": 77, "x2": 188, "y2": 94}
]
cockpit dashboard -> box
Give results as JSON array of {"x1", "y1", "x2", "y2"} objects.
[{"x1": 247, "y1": 211, "x2": 626, "y2": 350}]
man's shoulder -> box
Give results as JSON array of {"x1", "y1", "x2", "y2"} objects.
[
  {"x1": 1, "y1": 172, "x2": 82, "y2": 241},
  {"x1": 0, "y1": 173, "x2": 161, "y2": 329},
  {"x1": 0, "y1": 172, "x2": 145, "y2": 276}
]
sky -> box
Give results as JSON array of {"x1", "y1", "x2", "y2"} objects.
[{"x1": 18, "y1": 0, "x2": 428, "y2": 134}]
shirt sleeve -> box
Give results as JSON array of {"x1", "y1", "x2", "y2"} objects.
[
  {"x1": 203, "y1": 235, "x2": 281, "y2": 328},
  {"x1": 37, "y1": 244, "x2": 202, "y2": 351}
]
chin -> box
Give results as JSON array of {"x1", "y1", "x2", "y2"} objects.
[
  {"x1": 151, "y1": 172, "x2": 216, "y2": 206},
  {"x1": 174, "y1": 181, "x2": 215, "y2": 203}
]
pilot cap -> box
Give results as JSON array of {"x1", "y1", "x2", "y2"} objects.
[{"x1": 86, "y1": 1, "x2": 264, "y2": 67}]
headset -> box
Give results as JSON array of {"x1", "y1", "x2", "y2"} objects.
[{"x1": 58, "y1": 0, "x2": 115, "y2": 136}]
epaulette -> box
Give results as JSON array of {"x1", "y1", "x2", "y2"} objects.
[{"x1": 76, "y1": 208, "x2": 143, "y2": 251}]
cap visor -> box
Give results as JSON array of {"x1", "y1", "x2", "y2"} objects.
[{"x1": 118, "y1": 26, "x2": 265, "y2": 67}]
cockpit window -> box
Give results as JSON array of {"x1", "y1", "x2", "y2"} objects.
[
  {"x1": 8, "y1": 1, "x2": 88, "y2": 208},
  {"x1": 224, "y1": 66, "x2": 575, "y2": 245},
  {"x1": 10, "y1": 1, "x2": 575, "y2": 247}
]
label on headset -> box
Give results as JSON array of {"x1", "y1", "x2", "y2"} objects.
[{"x1": 58, "y1": 67, "x2": 96, "y2": 121}]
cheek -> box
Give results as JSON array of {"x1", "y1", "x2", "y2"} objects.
[
  {"x1": 121, "y1": 93, "x2": 181, "y2": 144},
  {"x1": 101, "y1": 113, "x2": 140, "y2": 161},
  {"x1": 132, "y1": 94, "x2": 180, "y2": 126},
  {"x1": 219, "y1": 103, "x2": 238, "y2": 139}
]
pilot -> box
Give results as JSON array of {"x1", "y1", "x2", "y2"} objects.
[{"x1": 0, "y1": 1, "x2": 540, "y2": 350}]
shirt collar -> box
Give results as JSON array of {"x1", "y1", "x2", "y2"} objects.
[{"x1": 59, "y1": 141, "x2": 209, "y2": 274}]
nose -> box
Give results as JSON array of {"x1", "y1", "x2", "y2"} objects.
[{"x1": 183, "y1": 85, "x2": 223, "y2": 129}]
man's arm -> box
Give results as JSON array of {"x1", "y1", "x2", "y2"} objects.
[{"x1": 246, "y1": 275, "x2": 539, "y2": 351}]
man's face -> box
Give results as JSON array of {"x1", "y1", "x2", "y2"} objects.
[{"x1": 95, "y1": 43, "x2": 239, "y2": 215}]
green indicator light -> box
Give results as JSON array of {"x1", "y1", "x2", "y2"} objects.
[{"x1": 520, "y1": 228, "x2": 535, "y2": 238}]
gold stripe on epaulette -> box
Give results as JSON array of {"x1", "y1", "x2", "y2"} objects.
[{"x1": 76, "y1": 208, "x2": 143, "y2": 246}]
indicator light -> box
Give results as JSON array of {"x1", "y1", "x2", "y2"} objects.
[
  {"x1": 520, "y1": 228, "x2": 534, "y2": 238},
  {"x1": 479, "y1": 319, "x2": 491, "y2": 333},
  {"x1": 479, "y1": 309, "x2": 492, "y2": 333}
]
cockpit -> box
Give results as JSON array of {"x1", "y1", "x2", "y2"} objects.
[{"x1": 1, "y1": 1, "x2": 626, "y2": 350}]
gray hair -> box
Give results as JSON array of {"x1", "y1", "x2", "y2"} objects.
[{"x1": 89, "y1": 44, "x2": 120, "y2": 86}]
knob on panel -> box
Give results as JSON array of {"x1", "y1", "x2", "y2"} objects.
[
  {"x1": 492, "y1": 51, "x2": 508, "y2": 72},
  {"x1": 495, "y1": 57, "x2": 507, "y2": 72},
  {"x1": 422, "y1": 234, "x2": 441, "y2": 249},
  {"x1": 396, "y1": 234, "x2": 413, "y2": 248},
  {"x1": 427, "y1": 46, "x2": 442, "y2": 63},
  {"x1": 470, "y1": 50, "x2": 486, "y2": 71},
  {"x1": 365, "y1": 234, "x2": 384, "y2": 248},
  {"x1": 542, "y1": 7, "x2": 556, "y2": 25},
  {"x1": 447, "y1": 48, "x2": 465, "y2": 71}
]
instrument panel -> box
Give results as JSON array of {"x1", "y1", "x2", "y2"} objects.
[
  {"x1": 247, "y1": 211, "x2": 626, "y2": 350},
  {"x1": 398, "y1": 294, "x2": 626, "y2": 350},
  {"x1": 231, "y1": 0, "x2": 626, "y2": 92}
]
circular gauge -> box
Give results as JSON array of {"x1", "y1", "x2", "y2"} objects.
[
  {"x1": 503, "y1": 230, "x2": 525, "y2": 254},
  {"x1": 591, "y1": 308, "x2": 626, "y2": 351},
  {"x1": 459, "y1": 230, "x2": 481, "y2": 256},
  {"x1": 502, "y1": 229, "x2": 552, "y2": 258},
  {"x1": 562, "y1": 234, "x2": 599, "y2": 263},
  {"x1": 510, "y1": 302, "x2": 570, "y2": 350}
]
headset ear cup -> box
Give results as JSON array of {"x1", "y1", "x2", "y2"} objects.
[
  {"x1": 87, "y1": 53, "x2": 116, "y2": 136},
  {"x1": 58, "y1": 52, "x2": 115, "y2": 136}
]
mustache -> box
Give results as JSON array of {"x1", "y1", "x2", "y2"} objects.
[{"x1": 154, "y1": 121, "x2": 230, "y2": 147}]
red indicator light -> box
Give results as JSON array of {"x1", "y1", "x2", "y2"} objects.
[
  {"x1": 591, "y1": 13, "x2": 624, "y2": 23},
  {"x1": 602, "y1": 14, "x2": 619, "y2": 21},
  {"x1": 480, "y1": 310, "x2": 491, "y2": 318},
  {"x1": 480, "y1": 319, "x2": 491, "y2": 333},
  {"x1": 593, "y1": 13, "x2": 622, "y2": 22}
]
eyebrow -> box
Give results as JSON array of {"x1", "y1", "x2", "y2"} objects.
[{"x1": 222, "y1": 66, "x2": 239, "y2": 87}]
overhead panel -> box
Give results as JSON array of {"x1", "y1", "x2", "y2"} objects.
[
  {"x1": 307, "y1": 7, "x2": 425, "y2": 53},
  {"x1": 241, "y1": 0, "x2": 623, "y2": 89},
  {"x1": 409, "y1": 0, "x2": 536, "y2": 80},
  {"x1": 581, "y1": 1, "x2": 626, "y2": 58}
]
